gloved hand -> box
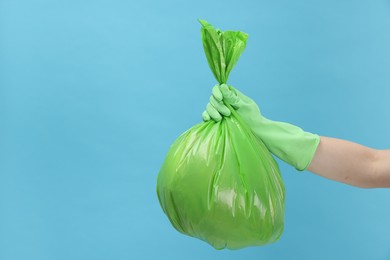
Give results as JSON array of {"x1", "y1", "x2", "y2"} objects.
[{"x1": 202, "y1": 84, "x2": 320, "y2": 171}]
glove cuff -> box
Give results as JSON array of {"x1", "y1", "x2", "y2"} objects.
[{"x1": 251, "y1": 119, "x2": 320, "y2": 171}]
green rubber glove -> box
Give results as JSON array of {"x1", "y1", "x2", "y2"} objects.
[{"x1": 202, "y1": 84, "x2": 320, "y2": 171}]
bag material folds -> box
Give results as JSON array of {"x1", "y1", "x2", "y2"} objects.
[{"x1": 156, "y1": 20, "x2": 286, "y2": 250}]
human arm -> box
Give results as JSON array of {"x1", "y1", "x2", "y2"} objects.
[
  {"x1": 203, "y1": 84, "x2": 390, "y2": 188},
  {"x1": 308, "y1": 136, "x2": 390, "y2": 188}
]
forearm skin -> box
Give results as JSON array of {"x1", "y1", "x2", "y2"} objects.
[{"x1": 308, "y1": 136, "x2": 390, "y2": 188}]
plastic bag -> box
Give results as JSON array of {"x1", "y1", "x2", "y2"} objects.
[{"x1": 156, "y1": 20, "x2": 285, "y2": 250}]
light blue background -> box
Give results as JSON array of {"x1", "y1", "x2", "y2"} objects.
[{"x1": 1, "y1": 0, "x2": 390, "y2": 259}]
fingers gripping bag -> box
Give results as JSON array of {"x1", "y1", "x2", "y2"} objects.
[{"x1": 156, "y1": 20, "x2": 285, "y2": 250}]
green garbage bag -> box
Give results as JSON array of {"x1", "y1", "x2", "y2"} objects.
[{"x1": 156, "y1": 20, "x2": 285, "y2": 250}]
